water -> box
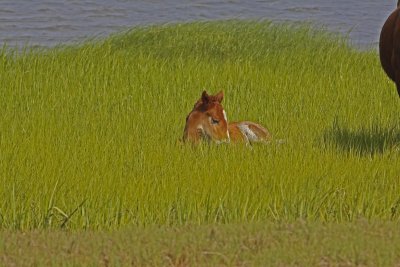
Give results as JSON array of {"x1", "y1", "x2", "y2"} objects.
[{"x1": 0, "y1": 0, "x2": 397, "y2": 49}]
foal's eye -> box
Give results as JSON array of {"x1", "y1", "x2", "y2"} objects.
[{"x1": 211, "y1": 118, "x2": 219, "y2": 125}]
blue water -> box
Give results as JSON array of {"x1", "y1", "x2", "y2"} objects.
[{"x1": 0, "y1": 0, "x2": 397, "y2": 48}]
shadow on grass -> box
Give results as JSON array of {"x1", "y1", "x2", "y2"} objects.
[{"x1": 322, "y1": 120, "x2": 400, "y2": 156}]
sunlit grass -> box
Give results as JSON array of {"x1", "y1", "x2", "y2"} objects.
[{"x1": 0, "y1": 21, "x2": 399, "y2": 230}]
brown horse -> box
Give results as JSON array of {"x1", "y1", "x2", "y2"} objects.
[
  {"x1": 379, "y1": 1, "x2": 400, "y2": 97},
  {"x1": 183, "y1": 91, "x2": 271, "y2": 144}
]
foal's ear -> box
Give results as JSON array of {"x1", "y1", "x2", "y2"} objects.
[
  {"x1": 201, "y1": 90, "x2": 209, "y2": 103},
  {"x1": 215, "y1": 91, "x2": 224, "y2": 103}
]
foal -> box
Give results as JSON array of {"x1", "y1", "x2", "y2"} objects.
[
  {"x1": 183, "y1": 91, "x2": 271, "y2": 144},
  {"x1": 379, "y1": 1, "x2": 400, "y2": 97}
]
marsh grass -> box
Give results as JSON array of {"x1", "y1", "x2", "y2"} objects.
[
  {"x1": 2, "y1": 221, "x2": 400, "y2": 266},
  {"x1": 0, "y1": 21, "x2": 399, "y2": 230}
]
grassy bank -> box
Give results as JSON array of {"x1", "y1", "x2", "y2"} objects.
[
  {"x1": 0, "y1": 21, "x2": 399, "y2": 231},
  {"x1": 1, "y1": 221, "x2": 400, "y2": 266}
]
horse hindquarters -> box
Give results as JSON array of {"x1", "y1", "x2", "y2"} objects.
[
  {"x1": 393, "y1": 12, "x2": 400, "y2": 97},
  {"x1": 380, "y1": 10, "x2": 396, "y2": 82},
  {"x1": 380, "y1": 8, "x2": 400, "y2": 97}
]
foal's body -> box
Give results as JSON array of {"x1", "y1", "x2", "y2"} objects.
[
  {"x1": 228, "y1": 121, "x2": 271, "y2": 143},
  {"x1": 183, "y1": 91, "x2": 271, "y2": 144}
]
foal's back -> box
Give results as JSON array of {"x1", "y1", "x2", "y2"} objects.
[{"x1": 228, "y1": 121, "x2": 271, "y2": 143}]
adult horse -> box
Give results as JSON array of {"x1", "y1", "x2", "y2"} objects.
[
  {"x1": 182, "y1": 91, "x2": 271, "y2": 144},
  {"x1": 379, "y1": 1, "x2": 400, "y2": 97}
]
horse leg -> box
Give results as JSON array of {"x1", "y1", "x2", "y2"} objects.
[
  {"x1": 392, "y1": 54, "x2": 400, "y2": 97},
  {"x1": 392, "y1": 47, "x2": 400, "y2": 97},
  {"x1": 396, "y1": 71, "x2": 400, "y2": 97},
  {"x1": 394, "y1": 47, "x2": 400, "y2": 97}
]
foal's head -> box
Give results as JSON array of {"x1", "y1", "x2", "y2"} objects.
[{"x1": 183, "y1": 91, "x2": 230, "y2": 144}]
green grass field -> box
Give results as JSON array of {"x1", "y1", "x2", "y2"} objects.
[
  {"x1": 0, "y1": 20, "x2": 400, "y2": 265},
  {"x1": 2, "y1": 221, "x2": 400, "y2": 266}
]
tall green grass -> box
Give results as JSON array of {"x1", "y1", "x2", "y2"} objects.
[{"x1": 0, "y1": 21, "x2": 399, "y2": 230}]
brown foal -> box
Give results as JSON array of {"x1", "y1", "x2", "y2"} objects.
[{"x1": 183, "y1": 91, "x2": 271, "y2": 144}]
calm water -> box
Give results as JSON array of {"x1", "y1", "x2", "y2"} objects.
[{"x1": 0, "y1": 0, "x2": 397, "y2": 49}]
